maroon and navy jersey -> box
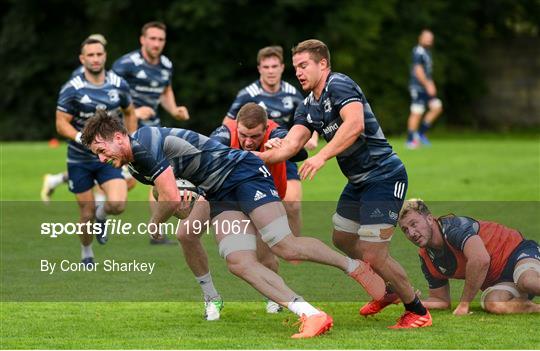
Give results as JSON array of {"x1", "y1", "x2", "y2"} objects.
[{"x1": 419, "y1": 215, "x2": 524, "y2": 290}]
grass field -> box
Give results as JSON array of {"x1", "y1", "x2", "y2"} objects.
[{"x1": 1, "y1": 133, "x2": 539, "y2": 349}]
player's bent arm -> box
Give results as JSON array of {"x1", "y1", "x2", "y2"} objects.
[
  {"x1": 56, "y1": 110, "x2": 80, "y2": 142},
  {"x1": 460, "y1": 236, "x2": 491, "y2": 306},
  {"x1": 122, "y1": 104, "x2": 138, "y2": 134},
  {"x1": 259, "y1": 124, "x2": 311, "y2": 164},
  {"x1": 150, "y1": 167, "x2": 182, "y2": 226},
  {"x1": 422, "y1": 284, "x2": 451, "y2": 309},
  {"x1": 316, "y1": 102, "x2": 364, "y2": 162},
  {"x1": 160, "y1": 85, "x2": 189, "y2": 121}
]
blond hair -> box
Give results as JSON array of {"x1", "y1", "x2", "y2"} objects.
[{"x1": 399, "y1": 198, "x2": 431, "y2": 220}]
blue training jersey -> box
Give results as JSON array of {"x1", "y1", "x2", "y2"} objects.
[
  {"x1": 226, "y1": 80, "x2": 304, "y2": 129},
  {"x1": 112, "y1": 50, "x2": 174, "y2": 127},
  {"x1": 409, "y1": 45, "x2": 432, "y2": 91},
  {"x1": 293, "y1": 72, "x2": 404, "y2": 185},
  {"x1": 128, "y1": 127, "x2": 249, "y2": 195},
  {"x1": 57, "y1": 71, "x2": 132, "y2": 163}
]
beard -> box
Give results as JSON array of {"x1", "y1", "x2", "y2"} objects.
[{"x1": 86, "y1": 65, "x2": 104, "y2": 75}]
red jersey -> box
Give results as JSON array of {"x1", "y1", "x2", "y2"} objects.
[{"x1": 223, "y1": 119, "x2": 287, "y2": 199}]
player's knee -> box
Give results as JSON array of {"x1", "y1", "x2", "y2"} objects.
[
  {"x1": 106, "y1": 200, "x2": 125, "y2": 215},
  {"x1": 517, "y1": 272, "x2": 540, "y2": 294},
  {"x1": 176, "y1": 227, "x2": 199, "y2": 243},
  {"x1": 484, "y1": 301, "x2": 511, "y2": 314},
  {"x1": 283, "y1": 200, "x2": 301, "y2": 216},
  {"x1": 79, "y1": 204, "x2": 96, "y2": 222},
  {"x1": 226, "y1": 255, "x2": 254, "y2": 278},
  {"x1": 359, "y1": 247, "x2": 388, "y2": 268}
]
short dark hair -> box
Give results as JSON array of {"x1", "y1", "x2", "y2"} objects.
[
  {"x1": 237, "y1": 103, "x2": 268, "y2": 129},
  {"x1": 292, "y1": 39, "x2": 331, "y2": 68},
  {"x1": 81, "y1": 110, "x2": 127, "y2": 147},
  {"x1": 257, "y1": 46, "x2": 284, "y2": 64},
  {"x1": 80, "y1": 38, "x2": 105, "y2": 53},
  {"x1": 141, "y1": 21, "x2": 166, "y2": 36}
]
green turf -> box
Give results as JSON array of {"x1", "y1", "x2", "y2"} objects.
[{"x1": 1, "y1": 135, "x2": 539, "y2": 349}]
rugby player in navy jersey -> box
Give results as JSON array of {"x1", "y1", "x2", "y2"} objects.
[
  {"x1": 406, "y1": 29, "x2": 443, "y2": 149},
  {"x1": 55, "y1": 37, "x2": 136, "y2": 266},
  {"x1": 399, "y1": 199, "x2": 539, "y2": 315},
  {"x1": 112, "y1": 22, "x2": 190, "y2": 243},
  {"x1": 81, "y1": 111, "x2": 387, "y2": 338},
  {"x1": 224, "y1": 46, "x2": 317, "y2": 238},
  {"x1": 259, "y1": 39, "x2": 432, "y2": 329},
  {"x1": 178, "y1": 103, "x2": 309, "y2": 319}
]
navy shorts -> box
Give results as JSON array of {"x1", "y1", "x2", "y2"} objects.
[
  {"x1": 208, "y1": 154, "x2": 281, "y2": 218},
  {"x1": 336, "y1": 167, "x2": 408, "y2": 226},
  {"x1": 285, "y1": 160, "x2": 300, "y2": 181},
  {"x1": 498, "y1": 240, "x2": 540, "y2": 283},
  {"x1": 409, "y1": 87, "x2": 435, "y2": 106},
  {"x1": 67, "y1": 161, "x2": 123, "y2": 194}
]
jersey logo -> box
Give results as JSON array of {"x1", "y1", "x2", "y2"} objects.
[
  {"x1": 130, "y1": 53, "x2": 144, "y2": 66},
  {"x1": 370, "y1": 208, "x2": 383, "y2": 218},
  {"x1": 270, "y1": 189, "x2": 279, "y2": 198},
  {"x1": 108, "y1": 89, "x2": 119, "y2": 103},
  {"x1": 270, "y1": 110, "x2": 281, "y2": 118},
  {"x1": 136, "y1": 70, "x2": 147, "y2": 79},
  {"x1": 80, "y1": 95, "x2": 92, "y2": 104},
  {"x1": 438, "y1": 266, "x2": 447, "y2": 273},
  {"x1": 282, "y1": 96, "x2": 293, "y2": 109},
  {"x1": 323, "y1": 98, "x2": 332, "y2": 112},
  {"x1": 161, "y1": 69, "x2": 170, "y2": 80},
  {"x1": 253, "y1": 190, "x2": 267, "y2": 201}
]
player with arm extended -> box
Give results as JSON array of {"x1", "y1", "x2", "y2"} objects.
[
  {"x1": 398, "y1": 199, "x2": 539, "y2": 315},
  {"x1": 178, "y1": 102, "x2": 308, "y2": 319},
  {"x1": 81, "y1": 111, "x2": 386, "y2": 338},
  {"x1": 259, "y1": 39, "x2": 432, "y2": 329},
  {"x1": 55, "y1": 37, "x2": 136, "y2": 265},
  {"x1": 112, "y1": 21, "x2": 190, "y2": 243},
  {"x1": 41, "y1": 33, "x2": 137, "y2": 202},
  {"x1": 223, "y1": 46, "x2": 317, "y2": 238}
]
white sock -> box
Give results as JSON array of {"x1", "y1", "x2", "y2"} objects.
[
  {"x1": 345, "y1": 257, "x2": 360, "y2": 274},
  {"x1": 81, "y1": 244, "x2": 93, "y2": 259},
  {"x1": 48, "y1": 173, "x2": 66, "y2": 188},
  {"x1": 95, "y1": 202, "x2": 107, "y2": 221},
  {"x1": 196, "y1": 272, "x2": 219, "y2": 300},
  {"x1": 287, "y1": 297, "x2": 320, "y2": 317},
  {"x1": 94, "y1": 192, "x2": 106, "y2": 204}
]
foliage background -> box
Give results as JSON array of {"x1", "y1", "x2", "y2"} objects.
[{"x1": 1, "y1": 0, "x2": 539, "y2": 140}]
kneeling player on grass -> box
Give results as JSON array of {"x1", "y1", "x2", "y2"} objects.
[
  {"x1": 81, "y1": 110, "x2": 386, "y2": 338},
  {"x1": 177, "y1": 102, "x2": 309, "y2": 320},
  {"x1": 397, "y1": 199, "x2": 540, "y2": 315}
]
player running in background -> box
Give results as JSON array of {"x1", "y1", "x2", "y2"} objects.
[
  {"x1": 224, "y1": 46, "x2": 317, "y2": 238},
  {"x1": 259, "y1": 39, "x2": 432, "y2": 329},
  {"x1": 81, "y1": 111, "x2": 386, "y2": 338},
  {"x1": 398, "y1": 199, "x2": 539, "y2": 314},
  {"x1": 178, "y1": 103, "x2": 308, "y2": 320},
  {"x1": 55, "y1": 37, "x2": 136, "y2": 265},
  {"x1": 112, "y1": 21, "x2": 190, "y2": 243},
  {"x1": 406, "y1": 29, "x2": 443, "y2": 149}
]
